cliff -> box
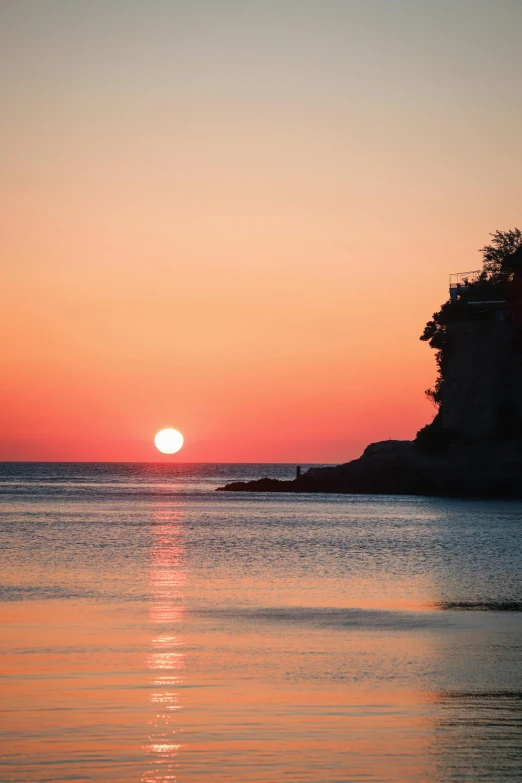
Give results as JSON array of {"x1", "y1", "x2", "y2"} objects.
[{"x1": 218, "y1": 236, "x2": 522, "y2": 498}]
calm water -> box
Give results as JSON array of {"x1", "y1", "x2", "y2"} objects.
[{"x1": 2, "y1": 463, "x2": 522, "y2": 782}]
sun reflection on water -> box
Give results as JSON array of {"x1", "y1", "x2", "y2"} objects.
[{"x1": 142, "y1": 508, "x2": 186, "y2": 783}]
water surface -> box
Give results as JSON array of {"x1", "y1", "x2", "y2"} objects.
[{"x1": 1, "y1": 463, "x2": 522, "y2": 781}]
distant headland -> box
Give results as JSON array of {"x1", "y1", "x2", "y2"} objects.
[{"x1": 218, "y1": 229, "x2": 522, "y2": 497}]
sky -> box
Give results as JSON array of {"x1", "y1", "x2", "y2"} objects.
[{"x1": 1, "y1": 0, "x2": 521, "y2": 462}]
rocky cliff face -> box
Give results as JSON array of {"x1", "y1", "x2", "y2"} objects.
[
  {"x1": 441, "y1": 320, "x2": 522, "y2": 440},
  {"x1": 442, "y1": 321, "x2": 514, "y2": 438}
]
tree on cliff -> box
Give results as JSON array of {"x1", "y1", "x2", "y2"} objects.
[
  {"x1": 416, "y1": 228, "x2": 522, "y2": 450},
  {"x1": 481, "y1": 228, "x2": 522, "y2": 280}
]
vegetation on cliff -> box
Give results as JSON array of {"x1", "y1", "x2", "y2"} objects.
[{"x1": 416, "y1": 228, "x2": 522, "y2": 451}]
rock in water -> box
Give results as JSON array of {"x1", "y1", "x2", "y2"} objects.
[{"x1": 216, "y1": 439, "x2": 522, "y2": 497}]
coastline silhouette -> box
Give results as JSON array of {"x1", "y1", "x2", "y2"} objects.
[{"x1": 219, "y1": 231, "x2": 522, "y2": 497}]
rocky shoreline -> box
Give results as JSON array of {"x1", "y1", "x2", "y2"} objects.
[{"x1": 217, "y1": 439, "x2": 522, "y2": 498}]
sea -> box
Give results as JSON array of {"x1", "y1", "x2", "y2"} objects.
[{"x1": 1, "y1": 462, "x2": 522, "y2": 782}]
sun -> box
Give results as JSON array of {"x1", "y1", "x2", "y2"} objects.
[{"x1": 154, "y1": 428, "x2": 184, "y2": 455}]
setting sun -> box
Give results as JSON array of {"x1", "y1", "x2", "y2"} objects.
[{"x1": 154, "y1": 428, "x2": 184, "y2": 455}]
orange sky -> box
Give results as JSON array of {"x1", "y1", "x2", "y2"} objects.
[{"x1": 1, "y1": 0, "x2": 521, "y2": 462}]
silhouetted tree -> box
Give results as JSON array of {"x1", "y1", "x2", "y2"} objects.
[{"x1": 481, "y1": 228, "x2": 522, "y2": 280}]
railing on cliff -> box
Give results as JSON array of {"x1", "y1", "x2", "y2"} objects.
[{"x1": 449, "y1": 270, "x2": 481, "y2": 302}]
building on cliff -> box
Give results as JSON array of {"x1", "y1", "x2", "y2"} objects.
[{"x1": 442, "y1": 247, "x2": 522, "y2": 440}]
